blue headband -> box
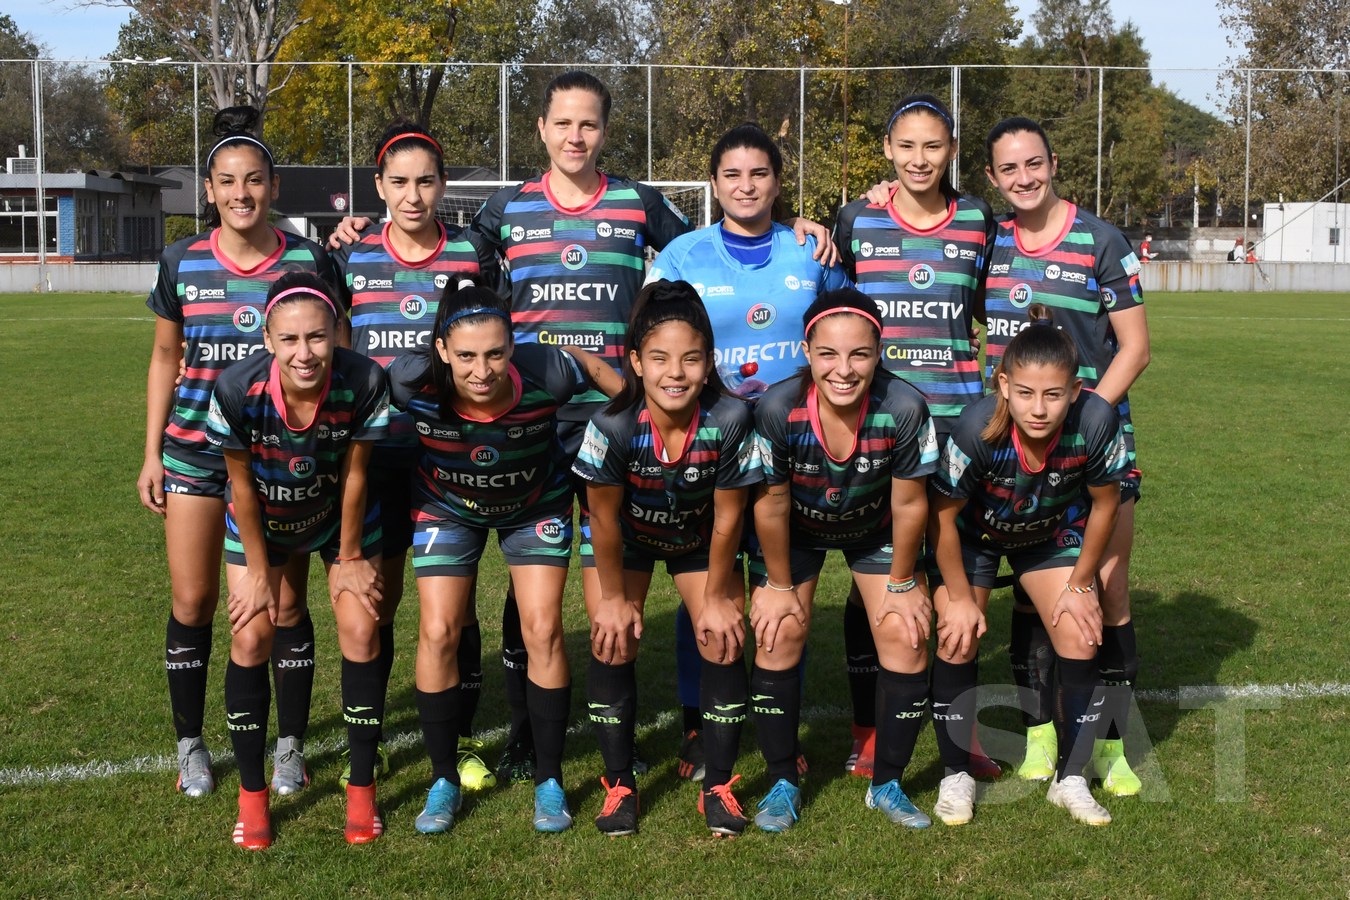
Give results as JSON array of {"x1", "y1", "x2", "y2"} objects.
[
  {"x1": 886, "y1": 100, "x2": 954, "y2": 135},
  {"x1": 440, "y1": 306, "x2": 510, "y2": 336}
]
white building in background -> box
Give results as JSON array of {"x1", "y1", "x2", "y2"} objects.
[{"x1": 1260, "y1": 202, "x2": 1350, "y2": 263}]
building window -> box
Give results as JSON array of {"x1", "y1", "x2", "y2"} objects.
[
  {"x1": 0, "y1": 195, "x2": 58, "y2": 254},
  {"x1": 1330, "y1": 227, "x2": 1341, "y2": 246}
]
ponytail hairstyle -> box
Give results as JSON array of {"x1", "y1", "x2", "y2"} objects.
[
  {"x1": 203, "y1": 105, "x2": 275, "y2": 228},
  {"x1": 609, "y1": 279, "x2": 725, "y2": 415},
  {"x1": 980, "y1": 303, "x2": 1080, "y2": 444},
  {"x1": 796, "y1": 287, "x2": 884, "y2": 401},
  {"x1": 985, "y1": 115, "x2": 1053, "y2": 168},
  {"x1": 263, "y1": 271, "x2": 339, "y2": 328},
  {"x1": 375, "y1": 119, "x2": 446, "y2": 177},
  {"x1": 885, "y1": 93, "x2": 958, "y2": 201},
  {"x1": 426, "y1": 279, "x2": 512, "y2": 420}
]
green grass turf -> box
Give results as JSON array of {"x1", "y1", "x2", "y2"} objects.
[{"x1": 0, "y1": 292, "x2": 1347, "y2": 897}]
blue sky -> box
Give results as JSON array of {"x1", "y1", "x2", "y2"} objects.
[{"x1": 6, "y1": 0, "x2": 1235, "y2": 111}]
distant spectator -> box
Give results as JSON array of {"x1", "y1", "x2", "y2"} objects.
[
  {"x1": 1138, "y1": 232, "x2": 1157, "y2": 263},
  {"x1": 1228, "y1": 240, "x2": 1244, "y2": 263},
  {"x1": 1245, "y1": 241, "x2": 1258, "y2": 264}
]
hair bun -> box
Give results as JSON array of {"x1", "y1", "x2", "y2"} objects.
[{"x1": 213, "y1": 105, "x2": 262, "y2": 139}]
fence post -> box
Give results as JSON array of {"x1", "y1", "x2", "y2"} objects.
[
  {"x1": 194, "y1": 64, "x2": 201, "y2": 234},
  {"x1": 347, "y1": 63, "x2": 354, "y2": 210},
  {"x1": 951, "y1": 65, "x2": 961, "y2": 192},
  {"x1": 33, "y1": 60, "x2": 47, "y2": 282},
  {"x1": 1096, "y1": 66, "x2": 1104, "y2": 217},
  {"x1": 1243, "y1": 69, "x2": 1251, "y2": 249},
  {"x1": 500, "y1": 64, "x2": 509, "y2": 180},
  {"x1": 799, "y1": 66, "x2": 805, "y2": 217},
  {"x1": 647, "y1": 65, "x2": 653, "y2": 182}
]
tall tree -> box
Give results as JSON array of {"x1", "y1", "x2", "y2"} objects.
[
  {"x1": 105, "y1": 15, "x2": 204, "y2": 165},
  {"x1": 0, "y1": 15, "x2": 40, "y2": 163}
]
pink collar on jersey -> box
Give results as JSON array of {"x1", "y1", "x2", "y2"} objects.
[{"x1": 266, "y1": 359, "x2": 332, "y2": 434}]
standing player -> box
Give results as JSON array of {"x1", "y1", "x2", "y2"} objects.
[
  {"x1": 928, "y1": 305, "x2": 1129, "y2": 826},
  {"x1": 836, "y1": 94, "x2": 997, "y2": 780},
  {"x1": 387, "y1": 285, "x2": 620, "y2": 835},
  {"x1": 331, "y1": 121, "x2": 497, "y2": 793},
  {"x1": 572, "y1": 280, "x2": 760, "y2": 837},
  {"x1": 750, "y1": 289, "x2": 937, "y2": 832},
  {"x1": 138, "y1": 106, "x2": 336, "y2": 801},
  {"x1": 983, "y1": 117, "x2": 1150, "y2": 795},
  {"x1": 207, "y1": 274, "x2": 389, "y2": 849},
  {"x1": 645, "y1": 122, "x2": 850, "y2": 778}
]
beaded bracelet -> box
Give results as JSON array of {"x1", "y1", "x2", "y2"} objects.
[
  {"x1": 886, "y1": 578, "x2": 918, "y2": 594},
  {"x1": 765, "y1": 581, "x2": 796, "y2": 592},
  {"x1": 1063, "y1": 582, "x2": 1095, "y2": 594}
]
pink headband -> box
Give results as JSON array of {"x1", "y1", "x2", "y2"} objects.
[
  {"x1": 265, "y1": 286, "x2": 337, "y2": 320},
  {"x1": 377, "y1": 132, "x2": 444, "y2": 167},
  {"x1": 805, "y1": 306, "x2": 882, "y2": 337}
]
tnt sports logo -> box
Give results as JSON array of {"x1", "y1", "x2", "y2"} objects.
[
  {"x1": 747, "y1": 304, "x2": 775, "y2": 330},
  {"x1": 943, "y1": 243, "x2": 960, "y2": 259},
  {"x1": 597, "y1": 222, "x2": 613, "y2": 238},
  {"x1": 825, "y1": 487, "x2": 844, "y2": 507},
  {"x1": 683, "y1": 465, "x2": 700, "y2": 483},
  {"x1": 289, "y1": 456, "x2": 316, "y2": 478},
  {"x1": 1047, "y1": 471, "x2": 1062, "y2": 486},
  {"x1": 471, "y1": 446, "x2": 499, "y2": 467},
  {"x1": 784, "y1": 275, "x2": 801, "y2": 290},
  {"x1": 562, "y1": 244, "x2": 588, "y2": 270},
  {"x1": 1014, "y1": 496, "x2": 1038, "y2": 515},
  {"x1": 859, "y1": 241, "x2": 874, "y2": 258},
  {"x1": 1010, "y1": 283, "x2": 1033, "y2": 309},
  {"x1": 1045, "y1": 264, "x2": 1062, "y2": 280},
  {"x1": 855, "y1": 457, "x2": 872, "y2": 474},
  {"x1": 434, "y1": 274, "x2": 449, "y2": 290},
  {"x1": 510, "y1": 226, "x2": 525, "y2": 242},
  {"x1": 536, "y1": 518, "x2": 567, "y2": 545},
  {"x1": 185, "y1": 285, "x2": 198, "y2": 302},
  {"x1": 416, "y1": 421, "x2": 431, "y2": 436},
  {"x1": 400, "y1": 295, "x2": 428, "y2": 320},
  {"x1": 316, "y1": 423, "x2": 330, "y2": 440},
  {"x1": 352, "y1": 275, "x2": 367, "y2": 291},
  {"x1": 233, "y1": 306, "x2": 262, "y2": 333},
  {"x1": 1101, "y1": 286, "x2": 1118, "y2": 309},
  {"x1": 908, "y1": 264, "x2": 935, "y2": 290},
  {"x1": 507, "y1": 426, "x2": 525, "y2": 440}
]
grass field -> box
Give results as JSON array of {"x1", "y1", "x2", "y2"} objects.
[{"x1": 0, "y1": 292, "x2": 1347, "y2": 898}]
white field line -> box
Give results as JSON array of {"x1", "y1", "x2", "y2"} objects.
[{"x1": 1, "y1": 682, "x2": 1346, "y2": 789}]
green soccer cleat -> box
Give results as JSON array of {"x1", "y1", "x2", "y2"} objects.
[
  {"x1": 1092, "y1": 738, "x2": 1142, "y2": 796},
  {"x1": 1016, "y1": 722, "x2": 1057, "y2": 782}
]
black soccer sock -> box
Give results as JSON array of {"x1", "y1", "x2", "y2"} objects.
[
  {"x1": 527, "y1": 680, "x2": 571, "y2": 785},
  {"x1": 415, "y1": 686, "x2": 461, "y2": 784},
  {"x1": 271, "y1": 613, "x2": 315, "y2": 741},
  {"x1": 457, "y1": 622, "x2": 483, "y2": 739},
  {"x1": 844, "y1": 600, "x2": 879, "y2": 729},
  {"x1": 675, "y1": 602, "x2": 702, "y2": 719},
  {"x1": 375, "y1": 622, "x2": 395, "y2": 742},
  {"x1": 341, "y1": 657, "x2": 384, "y2": 788},
  {"x1": 1010, "y1": 600, "x2": 1054, "y2": 728},
  {"x1": 1053, "y1": 656, "x2": 1100, "y2": 779},
  {"x1": 1099, "y1": 623, "x2": 1138, "y2": 741},
  {"x1": 930, "y1": 658, "x2": 978, "y2": 776},
  {"x1": 587, "y1": 657, "x2": 636, "y2": 789},
  {"x1": 165, "y1": 616, "x2": 212, "y2": 740},
  {"x1": 873, "y1": 667, "x2": 929, "y2": 784},
  {"x1": 750, "y1": 665, "x2": 801, "y2": 786},
  {"x1": 700, "y1": 658, "x2": 748, "y2": 789},
  {"x1": 501, "y1": 587, "x2": 532, "y2": 748},
  {"x1": 225, "y1": 660, "x2": 270, "y2": 792}
]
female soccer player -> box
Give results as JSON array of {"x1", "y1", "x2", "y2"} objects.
[
  {"x1": 331, "y1": 121, "x2": 497, "y2": 792},
  {"x1": 571, "y1": 280, "x2": 760, "y2": 837},
  {"x1": 983, "y1": 117, "x2": 1150, "y2": 794},
  {"x1": 387, "y1": 284, "x2": 619, "y2": 835},
  {"x1": 139, "y1": 106, "x2": 336, "y2": 801},
  {"x1": 928, "y1": 304, "x2": 1130, "y2": 826},
  {"x1": 646, "y1": 122, "x2": 850, "y2": 778},
  {"x1": 206, "y1": 273, "x2": 389, "y2": 849},
  {"x1": 836, "y1": 94, "x2": 997, "y2": 779},
  {"x1": 750, "y1": 288, "x2": 937, "y2": 832}
]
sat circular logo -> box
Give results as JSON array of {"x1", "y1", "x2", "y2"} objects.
[
  {"x1": 562, "y1": 244, "x2": 588, "y2": 270},
  {"x1": 784, "y1": 275, "x2": 801, "y2": 290},
  {"x1": 289, "y1": 456, "x2": 316, "y2": 478},
  {"x1": 859, "y1": 242, "x2": 874, "y2": 258},
  {"x1": 747, "y1": 304, "x2": 775, "y2": 330},
  {"x1": 416, "y1": 421, "x2": 431, "y2": 436},
  {"x1": 944, "y1": 243, "x2": 959, "y2": 259},
  {"x1": 401, "y1": 295, "x2": 428, "y2": 320},
  {"x1": 471, "y1": 445, "x2": 499, "y2": 466},
  {"x1": 536, "y1": 518, "x2": 567, "y2": 544},
  {"x1": 1014, "y1": 496, "x2": 1038, "y2": 515},
  {"x1": 233, "y1": 306, "x2": 261, "y2": 332},
  {"x1": 1101, "y1": 286, "x2": 1118, "y2": 309},
  {"x1": 434, "y1": 274, "x2": 449, "y2": 290},
  {"x1": 1010, "y1": 283, "x2": 1033, "y2": 308},
  {"x1": 908, "y1": 264, "x2": 935, "y2": 290},
  {"x1": 825, "y1": 487, "x2": 844, "y2": 506},
  {"x1": 510, "y1": 226, "x2": 525, "y2": 242},
  {"x1": 1045, "y1": 264, "x2": 1062, "y2": 280},
  {"x1": 1058, "y1": 531, "x2": 1082, "y2": 549},
  {"x1": 352, "y1": 275, "x2": 367, "y2": 291},
  {"x1": 597, "y1": 222, "x2": 613, "y2": 238}
]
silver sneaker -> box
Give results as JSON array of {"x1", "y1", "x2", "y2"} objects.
[
  {"x1": 1046, "y1": 774, "x2": 1111, "y2": 825},
  {"x1": 933, "y1": 771, "x2": 976, "y2": 826},
  {"x1": 270, "y1": 736, "x2": 309, "y2": 796},
  {"x1": 176, "y1": 736, "x2": 214, "y2": 798}
]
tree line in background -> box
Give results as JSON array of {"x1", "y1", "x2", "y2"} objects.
[{"x1": 1, "y1": 0, "x2": 1346, "y2": 228}]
